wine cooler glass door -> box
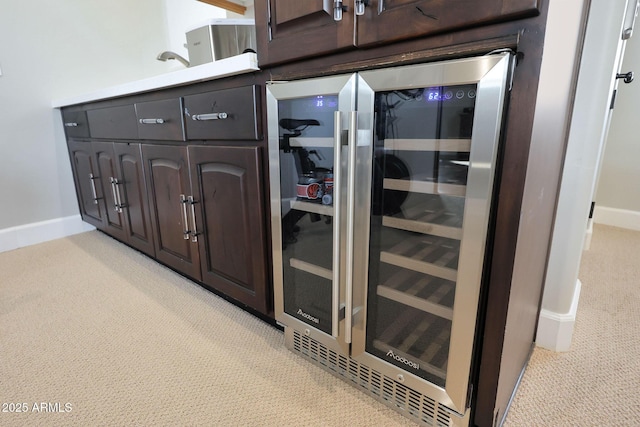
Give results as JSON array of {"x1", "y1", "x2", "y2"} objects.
[
  {"x1": 351, "y1": 53, "x2": 514, "y2": 413},
  {"x1": 267, "y1": 75, "x2": 357, "y2": 351}
]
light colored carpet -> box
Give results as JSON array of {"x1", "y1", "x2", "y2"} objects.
[
  {"x1": 0, "y1": 225, "x2": 637, "y2": 426},
  {"x1": 0, "y1": 230, "x2": 414, "y2": 426},
  {"x1": 505, "y1": 225, "x2": 640, "y2": 426}
]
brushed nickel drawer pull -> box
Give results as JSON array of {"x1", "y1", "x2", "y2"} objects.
[
  {"x1": 110, "y1": 177, "x2": 120, "y2": 212},
  {"x1": 188, "y1": 196, "x2": 199, "y2": 243},
  {"x1": 139, "y1": 118, "x2": 166, "y2": 124},
  {"x1": 64, "y1": 122, "x2": 79, "y2": 127},
  {"x1": 180, "y1": 194, "x2": 190, "y2": 239},
  {"x1": 192, "y1": 112, "x2": 228, "y2": 121},
  {"x1": 89, "y1": 173, "x2": 99, "y2": 205}
]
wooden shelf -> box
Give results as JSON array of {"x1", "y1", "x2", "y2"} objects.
[
  {"x1": 288, "y1": 137, "x2": 334, "y2": 148},
  {"x1": 373, "y1": 308, "x2": 450, "y2": 381},
  {"x1": 384, "y1": 138, "x2": 471, "y2": 152},
  {"x1": 377, "y1": 268, "x2": 455, "y2": 320},
  {"x1": 380, "y1": 236, "x2": 459, "y2": 282},
  {"x1": 289, "y1": 258, "x2": 332, "y2": 281},
  {"x1": 290, "y1": 200, "x2": 334, "y2": 216},
  {"x1": 384, "y1": 177, "x2": 466, "y2": 197},
  {"x1": 383, "y1": 216, "x2": 462, "y2": 240}
]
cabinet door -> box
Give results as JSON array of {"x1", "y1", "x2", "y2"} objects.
[
  {"x1": 68, "y1": 140, "x2": 103, "y2": 228},
  {"x1": 256, "y1": 0, "x2": 356, "y2": 66},
  {"x1": 188, "y1": 145, "x2": 269, "y2": 314},
  {"x1": 114, "y1": 143, "x2": 155, "y2": 257},
  {"x1": 356, "y1": 0, "x2": 540, "y2": 47},
  {"x1": 93, "y1": 141, "x2": 127, "y2": 241},
  {"x1": 142, "y1": 144, "x2": 201, "y2": 280}
]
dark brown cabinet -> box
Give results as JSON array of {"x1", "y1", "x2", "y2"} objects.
[
  {"x1": 256, "y1": 0, "x2": 540, "y2": 66},
  {"x1": 183, "y1": 86, "x2": 261, "y2": 141},
  {"x1": 63, "y1": 81, "x2": 271, "y2": 316},
  {"x1": 256, "y1": 0, "x2": 356, "y2": 66},
  {"x1": 87, "y1": 105, "x2": 138, "y2": 140},
  {"x1": 93, "y1": 141, "x2": 127, "y2": 242},
  {"x1": 135, "y1": 98, "x2": 185, "y2": 141},
  {"x1": 69, "y1": 140, "x2": 155, "y2": 257},
  {"x1": 142, "y1": 144, "x2": 269, "y2": 313},
  {"x1": 113, "y1": 143, "x2": 156, "y2": 257},
  {"x1": 68, "y1": 140, "x2": 104, "y2": 229},
  {"x1": 142, "y1": 144, "x2": 201, "y2": 280},
  {"x1": 62, "y1": 110, "x2": 90, "y2": 138},
  {"x1": 189, "y1": 145, "x2": 269, "y2": 313}
]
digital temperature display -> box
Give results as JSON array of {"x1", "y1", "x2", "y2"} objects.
[
  {"x1": 426, "y1": 90, "x2": 442, "y2": 101},
  {"x1": 425, "y1": 88, "x2": 456, "y2": 101}
]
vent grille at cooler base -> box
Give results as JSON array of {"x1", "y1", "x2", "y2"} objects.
[{"x1": 291, "y1": 330, "x2": 459, "y2": 427}]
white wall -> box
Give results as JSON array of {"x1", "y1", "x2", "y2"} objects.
[
  {"x1": 595, "y1": 31, "x2": 640, "y2": 229},
  {"x1": 162, "y1": 0, "x2": 227, "y2": 66},
  {"x1": 537, "y1": 0, "x2": 634, "y2": 351},
  {"x1": 0, "y1": 1, "x2": 230, "y2": 249}
]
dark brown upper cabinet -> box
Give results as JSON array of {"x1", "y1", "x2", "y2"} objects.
[
  {"x1": 255, "y1": 0, "x2": 357, "y2": 66},
  {"x1": 255, "y1": 0, "x2": 540, "y2": 66}
]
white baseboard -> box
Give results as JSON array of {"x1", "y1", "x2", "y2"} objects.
[
  {"x1": 0, "y1": 215, "x2": 95, "y2": 254},
  {"x1": 593, "y1": 206, "x2": 640, "y2": 231},
  {"x1": 536, "y1": 279, "x2": 582, "y2": 352}
]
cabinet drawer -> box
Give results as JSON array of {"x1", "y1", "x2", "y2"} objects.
[
  {"x1": 87, "y1": 104, "x2": 138, "y2": 139},
  {"x1": 61, "y1": 110, "x2": 90, "y2": 138},
  {"x1": 184, "y1": 85, "x2": 261, "y2": 141},
  {"x1": 135, "y1": 98, "x2": 185, "y2": 141}
]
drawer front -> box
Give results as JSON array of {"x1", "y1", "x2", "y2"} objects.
[
  {"x1": 184, "y1": 85, "x2": 261, "y2": 141},
  {"x1": 87, "y1": 104, "x2": 138, "y2": 139},
  {"x1": 61, "y1": 110, "x2": 90, "y2": 138},
  {"x1": 135, "y1": 98, "x2": 185, "y2": 141}
]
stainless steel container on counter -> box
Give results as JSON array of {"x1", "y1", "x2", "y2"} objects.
[{"x1": 186, "y1": 19, "x2": 256, "y2": 66}]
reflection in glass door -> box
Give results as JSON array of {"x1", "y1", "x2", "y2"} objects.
[
  {"x1": 267, "y1": 74, "x2": 357, "y2": 342},
  {"x1": 278, "y1": 94, "x2": 338, "y2": 335},
  {"x1": 366, "y1": 84, "x2": 477, "y2": 387}
]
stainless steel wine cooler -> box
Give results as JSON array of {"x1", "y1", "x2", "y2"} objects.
[{"x1": 267, "y1": 53, "x2": 513, "y2": 426}]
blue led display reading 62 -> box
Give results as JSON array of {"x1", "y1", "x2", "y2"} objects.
[{"x1": 426, "y1": 89, "x2": 441, "y2": 101}]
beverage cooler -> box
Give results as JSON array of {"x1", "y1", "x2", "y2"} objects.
[{"x1": 266, "y1": 53, "x2": 513, "y2": 426}]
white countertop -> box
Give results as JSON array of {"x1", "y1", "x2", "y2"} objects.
[{"x1": 52, "y1": 53, "x2": 259, "y2": 108}]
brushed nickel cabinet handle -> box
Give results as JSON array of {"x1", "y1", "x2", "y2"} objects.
[
  {"x1": 110, "y1": 177, "x2": 120, "y2": 213},
  {"x1": 188, "y1": 196, "x2": 199, "y2": 243},
  {"x1": 180, "y1": 194, "x2": 190, "y2": 239},
  {"x1": 139, "y1": 118, "x2": 166, "y2": 124},
  {"x1": 191, "y1": 112, "x2": 228, "y2": 121},
  {"x1": 112, "y1": 177, "x2": 125, "y2": 213},
  {"x1": 64, "y1": 122, "x2": 79, "y2": 127},
  {"x1": 89, "y1": 173, "x2": 99, "y2": 205}
]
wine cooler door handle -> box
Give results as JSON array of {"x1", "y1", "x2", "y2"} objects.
[
  {"x1": 331, "y1": 111, "x2": 343, "y2": 339},
  {"x1": 344, "y1": 111, "x2": 358, "y2": 344},
  {"x1": 180, "y1": 194, "x2": 190, "y2": 239}
]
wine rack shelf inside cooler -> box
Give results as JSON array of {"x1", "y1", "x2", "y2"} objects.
[
  {"x1": 377, "y1": 268, "x2": 455, "y2": 320},
  {"x1": 373, "y1": 308, "x2": 450, "y2": 381},
  {"x1": 289, "y1": 258, "x2": 332, "y2": 280},
  {"x1": 383, "y1": 138, "x2": 471, "y2": 153},
  {"x1": 380, "y1": 235, "x2": 459, "y2": 282},
  {"x1": 383, "y1": 190, "x2": 464, "y2": 240},
  {"x1": 384, "y1": 176, "x2": 466, "y2": 197},
  {"x1": 290, "y1": 200, "x2": 334, "y2": 216},
  {"x1": 288, "y1": 137, "x2": 334, "y2": 148},
  {"x1": 283, "y1": 213, "x2": 333, "y2": 277}
]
